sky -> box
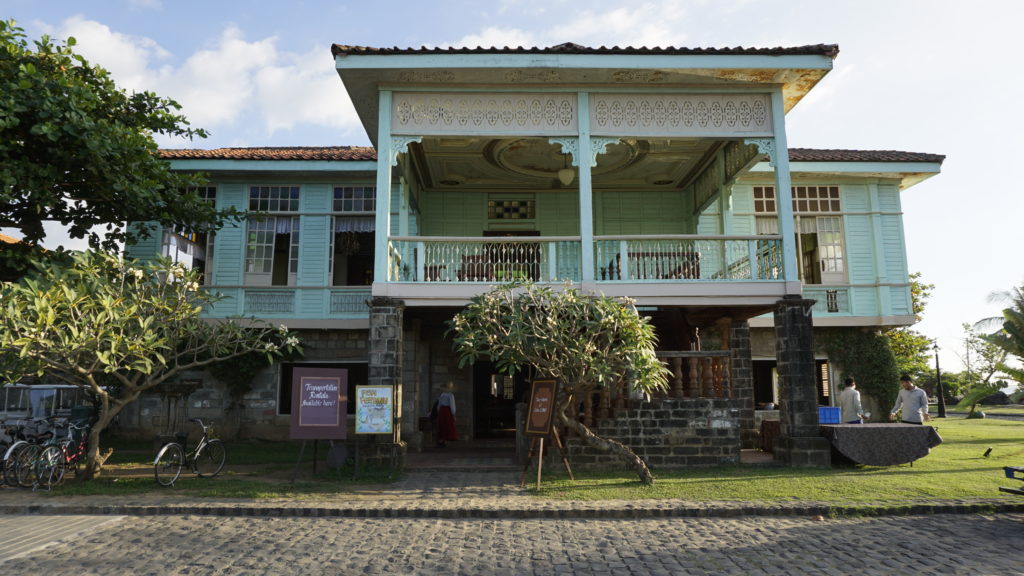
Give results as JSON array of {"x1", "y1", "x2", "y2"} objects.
[{"x1": 2, "y1": 0, "x2": 1021, "y2": 371}]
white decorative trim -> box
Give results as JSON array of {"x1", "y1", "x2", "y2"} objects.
[
  {"x1": 744, "y1": 138, "x2": 776, "y2": 167},
  {"x1": 392, "y1": 92, "x2": 577, "y2": 135},
  {"x1": 590, "y1": 137, "x2": 621, "y2": 168},
  {"x1": 390, "y1": 136, "x2": 422, "y2": 166},
  {"x1": 591, "y1": 94, "x2": 773, "y2": 137},
  {"x1": 548, "y1": 137, "x2": 580, "y2": 166}
]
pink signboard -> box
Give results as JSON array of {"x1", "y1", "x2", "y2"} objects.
[{"x1": 289, "y1": 367, "x2": 347, "y2": 440}]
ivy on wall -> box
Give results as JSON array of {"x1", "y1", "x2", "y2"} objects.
[{"x1": 819, "y1": 328, "x2": 900, "y2": 410}]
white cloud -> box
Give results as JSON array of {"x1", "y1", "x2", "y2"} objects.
[
  {"x1": 451, "y1": 27, "x2": 537, "y2": 49},
  {"x1": 543, "y1": 3, "x2": 691, "y2": 48},
  {"x1": 41, "y1": 17, "x2": 365, "y2": 147},
  {"x1": 127, "y1": 0, "x2": 163, "y2": 9},
  {"x1": 254, "y1": 46, "x2": 359, "y2": 135},
  {"x1": 164, "y1": 26, "x2": 278, "y2": 128},
  {"x1": 51, "y1": 16, "x2": 174, "y2": 93}
]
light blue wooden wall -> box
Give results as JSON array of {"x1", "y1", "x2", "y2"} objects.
[
  {"x1": 729, "y1": 178, "x2": 912, "y2": 320},
  {"x1": 595, "y1": 190, "x2": 688, "y2": 235}
]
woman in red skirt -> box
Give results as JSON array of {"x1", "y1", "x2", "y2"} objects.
[{"x1": 436, "y1": 381, "x2": 458, "y2": 447}]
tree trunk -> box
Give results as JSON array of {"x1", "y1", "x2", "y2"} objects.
[
  {"x1": 80, "y1": 416, "x2": 115, "y2": 480},
  {"x1": 557, "y1": 410, "x2": 655, "y2": 485},
  {"x1": 79, "y1": 389, "x2": 137, "y2": 481}
]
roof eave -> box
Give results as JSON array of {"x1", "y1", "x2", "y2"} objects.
[{"x1": 334, "y1": 50, "x2": 836, "y2": 147}]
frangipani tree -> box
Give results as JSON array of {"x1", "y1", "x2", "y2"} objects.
[
  {"x1": 448, "y1": 283, "x2": 669, "y2": 485},
  {"x1": 0, "y1": 251, "x2": 300, "y2": 479}
]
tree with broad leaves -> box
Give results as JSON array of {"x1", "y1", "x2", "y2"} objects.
[
  {"x1": 448, "y1": 283, "x2": 669, "y2": 485},
  {"x1": 883, "y1": 272, "x2": 934, "y2": 380},
  {"x1": 0, "y1": 19, "x2": 239, "y2": 273},
  {"x1": 0, "y1": 251, "x2": 301, "y2": 480}
]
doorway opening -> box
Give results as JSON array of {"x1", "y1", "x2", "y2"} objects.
[{"x1": 472, "y1": 361, "x2": 530, "y2": 439}]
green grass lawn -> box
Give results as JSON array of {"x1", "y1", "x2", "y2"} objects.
[
  {"x1": 534, "y1": 418, "x2": 1024, "y2": 503},
  {"x1": 961, "y1": 405, "x2": 1024, "y2": 415},
  {"x1": 32, "y1": 418, "x2": 1024, "y2": 504},
  {"x1": 52, "y1": 437, "x2": 396, "y2": 498}
]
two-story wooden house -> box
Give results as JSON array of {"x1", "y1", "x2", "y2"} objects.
[{"x1": 125, "y1": 42, "x2": 942, "y2": 468}]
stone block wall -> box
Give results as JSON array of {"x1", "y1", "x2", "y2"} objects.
[
  {"x1": 730, "y1": 322, "x2": 756, "y2": 448},
  {"x1": 565, "y1": 397, "x2": 740, "y2": 470}
]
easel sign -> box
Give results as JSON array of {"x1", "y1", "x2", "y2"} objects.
[
  {"x1": 526, "y1": 379, "x2": 558, "y2": 436},
  {"x1": 288, "y1": 367, "x2": 347, "y2": 481},
  {"x1": 289, "y1": 368, "x2": 347, "y2": 440},
  {"x1": 520, "y1": 379, "x2": 574, "y2": 489},
  {"x1": 355, "y1": 385, "x2": 394, "y2": 435}
]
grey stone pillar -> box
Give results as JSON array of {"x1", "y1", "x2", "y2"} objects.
[
  {"x1": 773, "y1": 295, "x2": 830, "y2": 467},
  {"x1": 368, "y1": 297, "x2": 406, "y2": 463},
  {"x1": 730, "y1": 321, "x2": 756, "y2": 448}
]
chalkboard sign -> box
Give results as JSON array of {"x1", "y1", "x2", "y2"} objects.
[
  {"x1": 290, "y1": 367, "x2": 347, "y2": 440},
  {"x1": 355, "y1": 385, "x2": 394, "y2": 435},
  {"x1": 525, "y1": 379, "x2": 559, "y2": 437}
]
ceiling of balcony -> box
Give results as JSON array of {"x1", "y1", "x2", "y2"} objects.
[{"x1": 407, "y1": 136, "x2": 721, "y2": 192}]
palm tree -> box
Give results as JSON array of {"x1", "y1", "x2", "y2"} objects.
[{"x1": 974, "y1": 284, "x2": 1024, "y2": 394}]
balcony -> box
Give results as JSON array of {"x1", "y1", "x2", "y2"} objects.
[
  {"x1": 388, "y1": 235, "x2": 782, "y2": 283},
  {"x1": 380, "y1": 235, "x2": 788, "y2": 308}
]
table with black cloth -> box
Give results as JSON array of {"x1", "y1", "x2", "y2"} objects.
[{"x1": 819, "y1": 423, "x2": 943, "y2": 466}]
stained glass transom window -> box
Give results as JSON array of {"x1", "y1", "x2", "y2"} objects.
[{"x1": 487, "y1": 199, "x2": 535, "y2": 220}]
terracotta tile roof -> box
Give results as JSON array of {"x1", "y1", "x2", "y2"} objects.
[
  {"x1": 159, "y1": 146, "x2": 377, "y2": 161},
  {"x1": 331, "y1": 42, "x2": 840, "y2": 59},
  {"x1": 160, "y1": 146, "x2": 942, "y2": 165},
  {"x1": 0, "y1": 233, "x2": 20, "y2": 244},
  {"x1": 788, "y1": 148, "x2": 945, "y2": 164}
]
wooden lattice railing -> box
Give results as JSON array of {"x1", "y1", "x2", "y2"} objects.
[{"x1": 574, "y1": 351, "x2": 732, "y2": 429}]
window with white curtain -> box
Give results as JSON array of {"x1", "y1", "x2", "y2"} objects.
[
  {"x1": 244, "y1": 186, "x2": 300, "y2": 286},
  {"x1": 754, "y1": 185, "x2": 845, "y2": 284},
  {"x1": 328, "y1": 186, "x2": 376, "y2": 286}
]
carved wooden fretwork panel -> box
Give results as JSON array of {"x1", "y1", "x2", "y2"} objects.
[
  {"x1": 590, "y1": 94, "x2": 773, "y2": 137},
  {"x1": 392, "y1": 92, "x2": 577, "y2": 135}
]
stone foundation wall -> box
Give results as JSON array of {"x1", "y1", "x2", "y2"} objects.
[{"x1": 565, "y1": 397, "x2": 740, "y2": 470}]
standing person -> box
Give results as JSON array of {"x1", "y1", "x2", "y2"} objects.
[
  {"x1": 890, "y1": 374, "x2": 930, "y2": 424},
  {"x1": 838, "y1": 377, "x2": 864, "y2": 424},
  {"x1": 436, "y1": 381, "x2": 458, "y2": 447}
]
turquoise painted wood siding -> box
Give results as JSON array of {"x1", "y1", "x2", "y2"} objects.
[
  {"x1": 595, "y1": 190, "x2": 687, "y2": 235},
  {"x1": 207, "y1": 182, "x2": 246, "y2": 316},
  {"x1": 537, "y1": 190, "x2": 579, "y2": 235},
  {"x1": 124, "y1": 222, "x2": 163, "y2": 261},
  {"x1": 730, "y1": 179, "x2": 913, "y2": 323}
]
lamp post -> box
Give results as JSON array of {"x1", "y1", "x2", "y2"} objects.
[{"x1": 933, "y1": 343, "x2": 946, "y2": 418}]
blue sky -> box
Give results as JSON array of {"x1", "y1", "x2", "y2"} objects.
[{"x1": 3, "y1": 0, "x2": 1022, "y2": 371}]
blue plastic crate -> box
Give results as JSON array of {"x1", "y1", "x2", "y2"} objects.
[{"x1": 818, "y1": 406, "x2": 840, "y2": 424}]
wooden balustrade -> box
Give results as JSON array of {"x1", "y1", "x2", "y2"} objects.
[{"x1": 570, "y1": 350, "x2": 733, "y2": 432}]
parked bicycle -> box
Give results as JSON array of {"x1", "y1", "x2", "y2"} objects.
[
  {"x1": 153, "y1": 418, "x2": 226, "y2": 486},
  {"x1": 2, "y1": 417, "x2": 60, "y2": 488},
  {"x1": 34, "y1": 420, "x2": 90, "y2": 490}
]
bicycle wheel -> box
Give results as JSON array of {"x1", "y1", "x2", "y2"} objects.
[
  {"x1": 15, "y1": 444, "x2": 42, "y2": 488},
  {"x1": 2, "y1": 442, "x2": 27, "y2": 487},
  {"x1": 194, "y1": 439, "x2": 226, "y2": 478},
  {"x1": 36, "y1": 446, "x2": 65, "y2": 489},
  {"x1": 154, "y1": 443, "x2": 184, "y2": 486}
]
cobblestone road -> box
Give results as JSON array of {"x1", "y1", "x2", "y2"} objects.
[{"x1": 3, "y1": 513, "x2": 1022, "y2": 575}]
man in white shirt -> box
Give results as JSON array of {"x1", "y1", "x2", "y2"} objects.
[
  {"x1": 890, "y1": 374, "x2": 930, "y2": 424},
  {"x1": 838, "y1": 377, "x2": 863, "y2": 423}
]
